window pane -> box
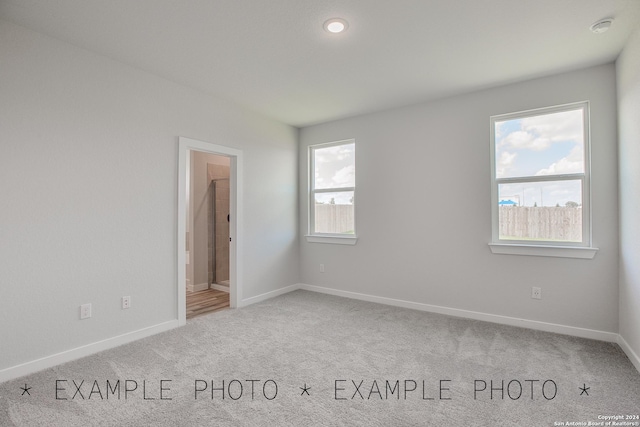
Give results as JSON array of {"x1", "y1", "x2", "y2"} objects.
[
  {"x1": 498, "y1": 180, "x2": 582, "y2": 242},
  {"x1": 495, "y1": 109, "x2": 584, "y2": 179},
  {"x1": 314, "y1": 191, "x2": 354, "y2": 234},
  {"x1": 314, "y1": 143, "x2": 355, "y2": 190}
]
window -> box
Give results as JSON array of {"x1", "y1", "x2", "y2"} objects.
[
  {"x1": 489, "y1": 102, "x2": 597, "y2": 258},
  {"x1": 308, "y1": 140, "x2": 356, "y2": 244}
]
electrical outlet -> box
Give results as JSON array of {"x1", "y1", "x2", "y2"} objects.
[
  {"x1": 122, "y1": 296, "x2": 131, "y2": 309},
  {"x1": 320, "y1": 264, "x2": 325, "y2": 273},
  {"x1": 532, "y1": 287, "x2": 542, "y2": 300},
  {"x1": 80, "y1": 303, "x2": 92, "y2": 319}
]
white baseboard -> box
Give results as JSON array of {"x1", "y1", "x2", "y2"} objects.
[
  {"x1": 3, "y1": 284, "x2": 636, "y2": 384},
  {"x1": 0, "y1": 284, "x2": 301, "y2": 383},
  {"x1": 617, "y1": 334, "x2": 640, "y2": 373},
  {"x1": 0, "y1": 320, "x2": 179, "y2": 384},
  {"x1": 299, "y1": 284, "x2": 619, "y2": 343},
  {"x1": 211, "y1": 283, "x2": 230, "y2": 293},
  {"x1": 239, "y1": 283, "x2": 301, "y2": 307},
  {"x1": 187, "y1": 282, "x2": 209, "y2": 293}
]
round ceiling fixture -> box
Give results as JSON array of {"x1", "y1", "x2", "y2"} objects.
[
  {"x1": 590, "y1": 18, "x2": 613, "y2": 34},
  {"x1": 323, "y1": 18, "x2": 348, "y2": 34}
]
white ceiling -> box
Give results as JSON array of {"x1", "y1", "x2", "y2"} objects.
[{"x1": 1, "y1": 0, "x2": 639, "y2": 127}]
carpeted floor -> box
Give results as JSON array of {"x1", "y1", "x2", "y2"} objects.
[{"x1": 1, "y1": 290, "x2": 639, "y2": 426}]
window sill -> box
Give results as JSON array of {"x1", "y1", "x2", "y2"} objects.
[
  {"x1": 305, "y1": 235, "x2": 358, "y2": 245},
  {"x1": 488, "y1": 243, "x2": 598, "y2": 259}
]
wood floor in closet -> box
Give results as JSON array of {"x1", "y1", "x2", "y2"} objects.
[{"x1": 186, "y1": 288, "x2": 230, "y2": 319}]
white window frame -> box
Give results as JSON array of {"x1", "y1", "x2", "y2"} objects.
[
  {"x1": 489, "y1": 101, "x2": 598, "y2": 259},
  {"x1": 306, "y1": 139, "x2": 357, "y2": 245}
]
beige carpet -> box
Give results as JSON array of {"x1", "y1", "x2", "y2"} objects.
[{"x1": 1, "y1": 290, "x2": 639, "y2": 426}]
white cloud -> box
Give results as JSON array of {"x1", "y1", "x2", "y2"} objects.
[
  {"x1": 501, "y1": 130, "x2": 551, "y2": 151},
  {"x1": 496, "y1": 151, "x2": 517, "y2": 178},
  {"x1": 316, "y1": 144, "x2": 354, "y2": 162},
  {"x1": 331, "y1": 164, "x2": 355, "y2": 186},
  {"x1": 495, "y1": 121, "x2": 505, "y2": 139},
  {"x1": 499, "y1": 109, "x2": 583, "y2": 152},
  {"x1": 521, "y1": 109, "x2": 583, "y2": 144},
  {"x1": 314, "y1": 143, "x2": 355, "y2": 189},
  {"x1": 336, "y1": 145, "x2": 354, "y2": 161},
  {"x1": 535, "y1": 145, "x2": 583, "y2": 176}
]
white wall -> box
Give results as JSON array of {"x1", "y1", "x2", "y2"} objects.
[
  {"x1": 299, "y1": 64, "x2": 619, "y2": 334},
  {"x1": 0, "y1": 19, "x2": 299, "y2": 373},
  {"x1": 617, "y1": 26, "x2": 640, "y2": 363}
]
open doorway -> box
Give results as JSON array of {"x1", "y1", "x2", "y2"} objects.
[
  {"x1": 186, "y1": 152, "x2": 230, "y2": 318},
  {"x1": 177, "y1": 137, "x2": 243, "y2": 326}
]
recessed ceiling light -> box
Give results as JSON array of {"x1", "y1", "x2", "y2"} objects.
[
  {"x1": 323, "y1": 18, "x2": 348, "y2": 34},
  {"x1": 590, "y1": 18, "x2": 613, "y2": 34}
]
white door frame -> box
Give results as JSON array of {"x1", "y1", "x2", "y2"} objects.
[{"x1": 177, "y1": 137, "x2": 243, "y2": 325}]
